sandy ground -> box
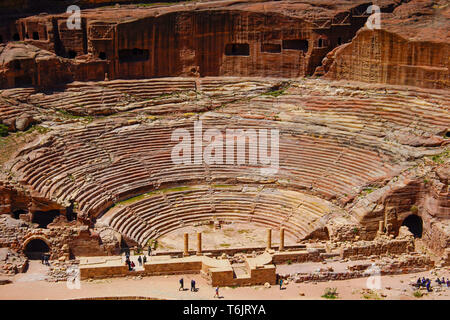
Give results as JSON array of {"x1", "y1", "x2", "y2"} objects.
[
  {"x1": 1, "y1": 261, "x2": 449, "y2": 300},
  {"x1": 155, "y1": 223, "x2": 297, "y2": 252}
]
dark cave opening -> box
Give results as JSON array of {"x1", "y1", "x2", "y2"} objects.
[
  {"x1": 225, "y1": 43, "x2": 250, "y2": 56},
  {"x1": 401, "y1": 214, "x2": 423, "y2": 238},
  {"x1": 282, "y1": 39, "x2": 309, "y2": 52},
  {"x1": 24, "y1": 239, "x2": 50, "y2": 260},
  {"x1": 32, "y1": 210, "x2": 60, "y2": 228}
]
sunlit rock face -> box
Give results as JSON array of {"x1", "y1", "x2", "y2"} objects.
[{"x1": 0, "y1": 1, "x2": 448, "y2": 263}]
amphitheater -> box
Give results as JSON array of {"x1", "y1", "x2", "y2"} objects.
[{"x1": 0, "y1": 0, "x2": 449, "y2": 296}]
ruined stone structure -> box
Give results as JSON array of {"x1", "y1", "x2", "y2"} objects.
[{"x1": 0, "y1": 0, "x2": 448, "y2": 286}]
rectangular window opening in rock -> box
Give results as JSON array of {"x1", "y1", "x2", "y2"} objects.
[
  {"x1": 282, "y1": 39, "x2": 308, "y2": 52},
  {"x1": 118, "y1": 48, "x2": 150, "y2": 63},
  {"x1": 225, "y1": 43, "x2": 250, "y2": 56}
]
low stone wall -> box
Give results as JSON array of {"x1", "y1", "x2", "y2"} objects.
[
  {"x1": 339, "y1": 238, "x2": 413, "y2": 260},
  {"x1": 286, "y1": 254, "x2": 434, "y2": 283},
  {"x1": 153, "y1": 244, "x2": 307, "y2": 258},
  {"x1": 272, "y1": 249, "x2": 323, "y2": 264},
  {"x1": 79, "y1": 254, "x2": 277, "y2": 287},
  {"x1": 144, "y1": 260, "x2": 202, "y2": 276},
  {"x1": 207, "y1": 265, "x2": 276, "y2": 287},
  {"x1": 80, "y1": 264, "x2": 129, "y2": 280}
]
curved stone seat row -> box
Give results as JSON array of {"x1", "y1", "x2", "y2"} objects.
[
  {"x1": 11, "y1": 117, "x2": 399, "y2": 218},
  {"x1": 23, "y1": 78, "x2": 277, "y2": 116},
  {"x1": 99, "y1": 185, "x2": 342, "y2": 246}
]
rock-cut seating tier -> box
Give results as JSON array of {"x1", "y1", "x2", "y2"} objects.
[
  {"x1": 24, "y1": 78, "x2": 278, "y2": 116},
  {"x1": 98, "y1": 184, "x2": 344, "y2": 246},
  {"x1": 10, "y1": 114, "x2": 400, "y2": 219}
]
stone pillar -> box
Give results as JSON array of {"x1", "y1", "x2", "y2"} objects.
[
  {"x1": 378, "y1": 221, "x2": 384, "y2": 233},
  {"x1": 183, "y1": 233, "x2": 189, "y2": 256},
  {"x1": 266, "y1": 229, "x2": 272, "y2": 250},
  {"x1": 279, "y1": 228, "x2": 285, "y2": 251},
  {"x1": 197, "y1": 232, "x2": 202, "y2": 256}
]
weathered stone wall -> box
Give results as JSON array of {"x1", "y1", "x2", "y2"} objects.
[
  {"x1": 339, "y1": 238, "x2": 414, "y2": 260},
  {"x1": 271, "y1": 249, "x2": 323, "y2": 264},
  {"x1": 110, "y1": 10, "x2": 314, "y2": 79},
  {"x1": 324, "y1": 28, "x2": 449, "y2": 89},
  {"x1": 352, "y1": 162, "x2": 449, "y2": 256}
]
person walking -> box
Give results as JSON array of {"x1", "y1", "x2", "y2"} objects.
[
  {"x1": 191, "y1": 279, "x2": 196, "y2": 292},
  {"x1": 279, "y1": 278, "x2": 283, "y2": 290},
  {"x1": 214, "y1": 286, "x2": 220, "y2": 298},
  {"x1": 179, "y1": 278, "x2": 184, "y2": 291},
  {"x1": 138, "y1": 255, "x2": 142, "y2": 266},
  {"x1": 126, "y1": 258, "x2": 131, "y2": 271},
  {"x1": 148, "y1": 246, "x2": 152, "y2": 256},
  {"x1": 426, "y1": 281, "x2": 432, "y2": 292},
  {"x1": 143, "y1": 255, "x2": 147, "y2": 264}
]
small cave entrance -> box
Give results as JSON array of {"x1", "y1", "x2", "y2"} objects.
[
  {"x1": 67, "y1": 50, "x2": 77, "y2": 59},
  {"x1": 14, "y1": 75, "x2": 32, "y2": 87},
  {"x1": 445, "y1": 131, "x2": 450, "y2": 138},
  {"x1": 12, "y1": 209, "x2": 27, "y2": 220},
  {"x1": 225, "y1": 43, "x2": 250, "y2": 56},
  {"x1": 24, "y1": 239, "x2": 50, "y2": 260},
  {"x1": 318, "y1": 38, "x2": 324, "y2": 47},
  {"x1": 32, "y1": 210, "x2": 60, "y2": 228},
  {"x1": 32, "y1": 32, "x2": 39, "y2": 40},
  {"x1": 13, "y1": 60, "x2": 21, "y2": 70},
  {"x1": 401, "y1": 214, "x2": 423, "y2": 238},
  {"x1": 13, "y1": 33, "x2": 20, "y2": 41},
  {"x1": 66, "y1": 202, "x2": 77, "y2": 222},
  {"x1": 98, "y1": 52, "x2": 107, "y2": 60},
  {"x1": 282, "y1": 39, "x2": 309, "y2": 52}
]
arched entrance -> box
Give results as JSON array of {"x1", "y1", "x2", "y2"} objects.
[
  {"x1": 401, "y1": 214, "x2": 423, "y2": 238},
  {"x1": 24, "y1": 238, "x2": 50, "y2": 260}
]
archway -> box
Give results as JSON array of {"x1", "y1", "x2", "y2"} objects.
[
  {"x1": 24, "y1": 238, "x2": 50, "y2": 260},
  {"x1": 401, "y1": 214, "x2": 423, "y2": 238}
]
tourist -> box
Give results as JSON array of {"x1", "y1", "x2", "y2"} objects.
[
  {"x1": 138, "y1": 256, "x2": 142, "y2": 266},
  {"x1": 126, "y1": 259, "x2": 131, "y2": 271},
  {"x1": 179, "y1": 277, "x2": 184, "y2": 291},
  {"x1": 436, "y1": 278, "x2": 441, "y2": 285},
  {"x1": 441, "y1": 277, "x2": 445, "y2": 285},
  {"x1": 447, "y1": 279, "x2": 450, "y2": 288},
  {"x1": 191, "y1": 279, "x2": 196, "y2": 292},
  {"x1": 426, "y1": 281, "x2": 432, "y2": 292},
  {"x1": 41, "y1": 253, "x2": 45, "y2": 264},
  {"x1": 148, "y1": 246, "x2": 152, "y2": 256},
  {"x1": 279, "y1": 278, "x2": 283, "y2": 290},
  {"x1": 130, "y1": 261, "x2": 135, "y2": 271},
  {"x1": 214, "y1": 286, "x2": 220, "y2": 298},
  {"x1": 143, "y1": 255, "x2": 147, "y2": 264}
]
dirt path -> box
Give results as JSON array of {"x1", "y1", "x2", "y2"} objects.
[{"x1": 1, "y1": 267, "x2": 449, "y2": 300}]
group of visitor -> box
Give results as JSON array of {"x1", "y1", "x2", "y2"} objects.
[
  {"x1": 179, "y1": 277, "x2": 197, "y2": 292},
  {"x1": 178, "y1": 277, "x2": 220, "y2": 296},
  {"x1": 415, "y1": 277, "x2": 450, "y2": 292},
  {"x1": 137, "y1": 255, "x2": 147, "y2": 266},
  {"x1": 124, "y1": 250, "x2": 150, "y2": 271}
]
